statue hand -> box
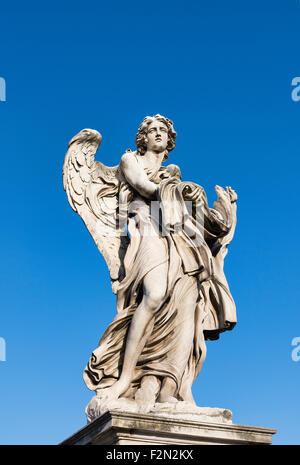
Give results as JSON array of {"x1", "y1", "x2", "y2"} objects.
[
  {"x1": 226, "y1": 186, "x2": 238, "y2": 203},
  {"x1": 183, "y1": 184, "x2": 204, "y2": 201},
  {"x1": 215, "y1": 185, "x2": 237, "y2": 204}
]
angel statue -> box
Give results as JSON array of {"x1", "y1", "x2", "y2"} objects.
[{"x1": 63, "y1": 114, "x2": 238, "y2": 422}]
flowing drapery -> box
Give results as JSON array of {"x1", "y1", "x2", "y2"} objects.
[{"x1": 83, "y1": 174, "x2": 236, "y2": 400}]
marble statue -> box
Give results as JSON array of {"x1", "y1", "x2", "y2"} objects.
[{"x1": 63, "y1": 114, "x2": 238, "y2": 423}]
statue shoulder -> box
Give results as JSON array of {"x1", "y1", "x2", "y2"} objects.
[{"x1": 120, "y1": 150, "x2": 137, "y2": 164}]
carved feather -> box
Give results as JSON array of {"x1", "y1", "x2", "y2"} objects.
[{"x1": 63, "y1": 128, "x2": 129, "y2": 293}]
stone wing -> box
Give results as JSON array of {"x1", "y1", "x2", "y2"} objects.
[{"x1": 63, "y1": 128, "x2": 129, "y2": 293}]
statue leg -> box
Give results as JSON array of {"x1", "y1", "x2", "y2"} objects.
[
  {"x1": 135, "y1": 375, "x2": 161, "y2": 412},
  {"x1": 158, "y1": 378, "x2": 178, "y2": 403},
  {"x1": 158, "y1": 275, "x2": 199, "y2": 403},
  {"x1": 99, "y1": 260, "x2": 168, "y2": 402},
  {"x1": 178, "y1": 282, "x2": 209, "y2": 403}
]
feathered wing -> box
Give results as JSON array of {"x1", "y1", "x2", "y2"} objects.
[{"x1": 63, "y1": 129, "x2": 129, "y2": 293}]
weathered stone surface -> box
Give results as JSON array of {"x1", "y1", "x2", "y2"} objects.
[
  {"x1": 85, "y1": 397, "x2": 232, "y2": 425},
  {"x1": 150, "y1": 402, "x2": 233, "y2": 425},
  {"x1": 63, "y1": 115, "x2": 238, "y2": 421},
  {"x1": 61, "y1": 410, "x2": 277, "y2": 445},
  {"x1": 62, "y1": 117, "x2": 276, "y2": 445}
]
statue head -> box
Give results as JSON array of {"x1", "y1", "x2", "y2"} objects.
[{"x1": 135, "y1": 114, "x2": 177, "y2": 161}]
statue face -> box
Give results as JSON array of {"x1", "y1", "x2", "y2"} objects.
[{"x1": 146, "y1": 120, "x2": 168, "y2": 152}]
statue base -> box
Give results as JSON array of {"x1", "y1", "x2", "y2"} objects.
[{"x1": 60, "y1": 408, "x2": 276, "y2": 445}]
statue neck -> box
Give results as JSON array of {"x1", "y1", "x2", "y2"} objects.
[{"x1": 143, "y1": 149, "x2": 165, "y2": 166}]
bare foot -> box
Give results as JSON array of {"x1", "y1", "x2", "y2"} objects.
[
  {"x1": 158, "y1": 394, "x2": 178, "y2": 403},
  {"x1": 97, "y1": 379, "x2": 129, "y2": 403},
  {"x1": 158, "y1": 377, "x2": 177, "y2": 403},
  {"x1": 135, "y1": 375, "x2": 160, "y2": 413}
]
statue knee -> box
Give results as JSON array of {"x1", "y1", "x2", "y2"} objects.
[{"x1": 145, "y1": 289, "x2": 166, "y2": 311}]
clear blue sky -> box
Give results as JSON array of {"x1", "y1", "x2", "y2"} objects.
[{"x1": 0, "y1": 0, "x2": 299, "y2": 445}]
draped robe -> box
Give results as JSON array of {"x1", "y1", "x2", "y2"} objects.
[{"x1": 83, "y1": 161, "x2": 237, "y2": 401}]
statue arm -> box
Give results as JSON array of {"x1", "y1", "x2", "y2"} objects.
[
  {"x1": 205, "y1": 186, "x2": 238, "y2": 252},
  {"x1": 182, "y1": 183, "x2": 236, "y2": 237},
  {"x1": 120, "y1": 152, "x2": 157, "y2": 200}
]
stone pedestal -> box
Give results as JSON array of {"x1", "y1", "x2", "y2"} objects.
[{"x1": 61, "y1": 410, "x2": 276, "y2": 445}]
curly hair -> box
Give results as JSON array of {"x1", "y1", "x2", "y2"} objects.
[{"x1": 135, "y1": 114, "x2": 177, "y2": 161}]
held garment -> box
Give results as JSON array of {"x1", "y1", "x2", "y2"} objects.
[{"x1": 83, "y1": 168, "x2": 236, "y2": 400}]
